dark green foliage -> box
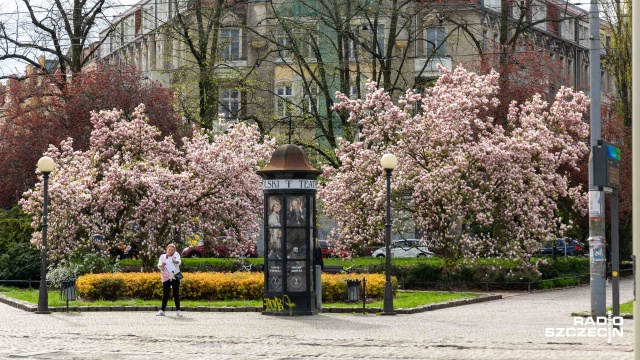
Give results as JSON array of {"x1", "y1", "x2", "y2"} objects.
[
  {"x1": 0, "y1": 207, "x2": 33, "y2": 254},
  {"x1": 0, "y1": 242, "x2": 41, "y2": 280},
  {"x1": 537, "y1": 257, "x2": 589, "y2": 280},
  {"x1": 120, "y1": 256, "x2": 593, "y2": 290},
  {"x1": 120, "y1": 257, "x2": 264, "y2": 273},
  {"x1": 403, "y1": 263, "x2": 445, "y2": 284},
  {"x1": 0, "y1": 207, "x2": 38, "y2": 281}
]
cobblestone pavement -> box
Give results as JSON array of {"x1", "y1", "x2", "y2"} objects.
[{"x1": 0, "y1": 279, "x2": 635, "y2": 360}]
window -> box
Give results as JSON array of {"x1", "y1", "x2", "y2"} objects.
[
  {"x1": 301, "y1": 33, "x2": 317, "y2": 60},
  {"x1": 531, "y1": 1, "x2": 546, "y2": 27},
  {"x1": 276, "y1": 83, "x2": 293, "y2": 117},
  {"x1": 583, "y1": 64, "x2": 589, "y2": 89},
  {"x1": 303, "y1": 86, "x2": 318, "y2": 114},
  {"x1": 563, "y1": 19, "x2": 575, "y2": 42},
  {"x1": 219, "y1": 88, "x2": 241, "y2": 119},
  {"x1": 158, "y1": 0, "x2": 168, "y2": 22},
  {"x1": 349, "y1": 84, "x2": 359, "y2": 99},
  {"x1": 126, "y1": 16, "x2": 135, "y2": 42},
  {"x1": 579, "y1": 25, "x2": 588, "y2": 47},
  {"x1": 143, "y1": 7, "x2": 154, "y2": 33},
  {"x1": 220, "y1": 28, "x2": 241, "y2": 60},
  {"x1": 109, "y1": 32, "x2": 116, "y2": 52},
  {"x1": 345, "y1": 38, "x2": 358, "y2": 60},
  {"x1": 118, "y1": 24, "x2": 124, "y2": 48},
  {"x1": 482, "y1": 30, "x2": 488, "y2": 51},
  {"x1": 484, "y1": 0, "x2": 501, "y2": 10},
  {"x1": 276, "y1": 33, "x2": 290, "y2": 60},
  {"x1": 426, "y1": 27, "x2": 446, "y2": 57}
]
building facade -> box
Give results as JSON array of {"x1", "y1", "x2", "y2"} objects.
[{"x1": 96, "y1": 0, "x2": 614, "y2": 137}]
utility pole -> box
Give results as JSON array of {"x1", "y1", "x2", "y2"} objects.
[
  {"x1": 588, "y1": 0, "x2": 606, "y2": 318},
  {"x1": 631, "y1": 0, "x2": 639, "y2": 357}
]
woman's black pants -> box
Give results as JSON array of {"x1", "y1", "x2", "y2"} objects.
[{"x1": 161, "y1": 279, "x2": 181, "y2": 311}]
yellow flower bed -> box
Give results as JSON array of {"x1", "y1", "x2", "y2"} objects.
[
  {"x1": 76, "y1": 272, "x2": 396, "y2": 301},
  {"x1": 321, "y1": 273, "x2": 397, "y2": 301}
]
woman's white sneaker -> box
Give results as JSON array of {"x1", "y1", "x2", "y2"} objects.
[
  {"x1": 156, "y1": 310, "x2": 165, "y2": 316},
  {"x1": 177, "y1": 310, "x2": 183, "y2": 317}
]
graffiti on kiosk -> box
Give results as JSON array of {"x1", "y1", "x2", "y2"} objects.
[{"x1": 264, "y1": 295, "x2": 296, "y2": 315}]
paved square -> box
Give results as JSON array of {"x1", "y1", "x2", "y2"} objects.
[{"x1": 0, "y1": 280, "x2": 634, "y2": 359}]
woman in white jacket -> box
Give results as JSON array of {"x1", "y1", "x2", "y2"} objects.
[{"x1": 156, "y1": 244, "x2": 182, "y2": 317}]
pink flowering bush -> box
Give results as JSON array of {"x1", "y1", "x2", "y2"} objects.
[
  {"x1": 319, "y1": 66, "x2": 589, "y2": 269},
  {"x1": 20, "y1": 104, "x2": 276, "y2": 265}
]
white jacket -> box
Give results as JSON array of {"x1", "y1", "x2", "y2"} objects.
[{"x1": 158, "y1": 252, "x2": 182, "y2": 281}]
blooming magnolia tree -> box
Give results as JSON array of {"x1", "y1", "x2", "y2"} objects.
[
  {"x1": 20, "y1": 105, "x2": 275, "y2": 266},
  {"x1": 319, "y1": 66, "x2": 589, "y2": 268},
  {"x1": 0, "y1": 63, "x2": 185, "y2": 208}
]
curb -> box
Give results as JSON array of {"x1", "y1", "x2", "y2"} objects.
[
  {"x1": 0, "y1": 293, "x2": 501, "y2": 315},
  {"x1": 321, "y1": 294, "x2": 502, "y2": 314},
  {"x1": 571, "y1": 311, "x2": 633, "y2": 319}
]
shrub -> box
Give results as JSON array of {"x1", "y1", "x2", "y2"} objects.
[
  {"x1": 0, "y1": 207, "x2": 33, "y2": 254},
  {"x1": 0, "y1": 242, "x2": 41, "y2": 281},
  {"x1": 47, "y1": 262, "x2": 83, "y2": 289},
  {"x1": 76, "y1": 272, "x2": 394, "y2": 301},
  {"x1": 0, "y1": 207, "x2": 38, "y2": 282},
  {"x1": 47, "y1": 252, "x2": 120, "y2": 289},
  {"x1": 321, "y1": 273, "x2": 396, "y2": 301},
  {"x1": 537, "y1": 257, "x2": 589, "y2": 280}
]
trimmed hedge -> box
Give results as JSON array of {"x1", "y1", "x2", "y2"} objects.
[
  {"x1": 76, "y1": 272, "x2": 396, "y2": 301},
  {"x1": 321, "y1": 273, "x2": 397, "y2": 301},
  {"x1": 348, "y1": 257, "x2": 597, "y2": 290}
]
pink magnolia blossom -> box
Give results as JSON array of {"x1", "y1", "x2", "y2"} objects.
[
  {"x1": 20, "y1": 104, "x2": 276, "y2": 265},
  {"x1": 319, "y1": 66, "x2": 589, "y2": 269}
]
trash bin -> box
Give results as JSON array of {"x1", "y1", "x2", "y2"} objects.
[
  {"x1": 346, "y1": 279, "x2": 361, "y2": 301},
  {"x1": 60, "y1": 278, "x2": 77, "y2": 312}
]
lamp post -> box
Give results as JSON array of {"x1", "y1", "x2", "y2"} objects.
[
  {"x1": 380, "y1": 153, "x2": 397, "y2": 316},
  {"x1": 35, "y1": 156, "x2": 55, "y2": 314}
]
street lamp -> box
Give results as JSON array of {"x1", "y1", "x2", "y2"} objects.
[
  {"x1": 35, "y1": 156, "x2": 55, "y2": 314},
  {"x1": 380, "y1": 153, "x2": 397, "y2": 316}
]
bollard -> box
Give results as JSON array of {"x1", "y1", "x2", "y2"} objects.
[
  {"x1": 362, "y1": 278, "x2": 366, "y2": 313},
  {"x1": 315, "y1": 265, "x2": 322, "y2": 312}
]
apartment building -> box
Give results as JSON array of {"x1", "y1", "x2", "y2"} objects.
[{"x1": 96, "y1": 0, "x2": 613, "y2": 126}]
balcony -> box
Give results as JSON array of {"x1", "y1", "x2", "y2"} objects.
[{"x1": 414, "y1": 56, "x2": 452, "y2": 78}]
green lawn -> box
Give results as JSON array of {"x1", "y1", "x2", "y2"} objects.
[
  {"x1": 327, "y1": 291, "x2": 481, "y2": 308},
  {"x1": 0, "y1": 286, "x2": 480, "y2": 309},
  {"x1": 610, "y1": 301, "x2": 633, "y2": 314}
]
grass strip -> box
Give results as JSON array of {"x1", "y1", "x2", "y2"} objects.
[
  {"x1": 608, "y1": 301, "x2": 633, "y2": 314},
  {"x1": 0, "y1": 285, "x2": 480, "y2": 309}
]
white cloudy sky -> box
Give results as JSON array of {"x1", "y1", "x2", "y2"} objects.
[{"x1": 0, "y1": 0, "x2": 592, "y2": 81}]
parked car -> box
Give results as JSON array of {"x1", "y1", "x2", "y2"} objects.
[
  {"x1": 318, "y1": 240, "x2": 335, "y2": 258},
  {"x1": 372, "y1": 239, "x2": 433, "y2": 258},
  {"x1": 181, "y1": 239, "x2": 257, "y2": 258},
  {"x1": 537, "y1": 238, "x2": 585, "y2": 256},
  {"x1": 317, "y1": 240, "x2": 350, "y2": 258}
]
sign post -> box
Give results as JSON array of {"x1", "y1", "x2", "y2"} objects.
[{"x1": 592, "y1": 140, "x2": 621, "y2": 318}]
